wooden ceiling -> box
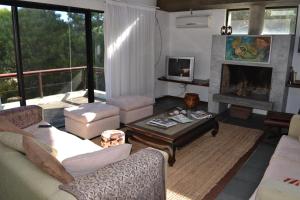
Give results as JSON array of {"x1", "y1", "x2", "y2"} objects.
[{"x1": 157, "y1": 0, "x2": 300, "y2": 12}]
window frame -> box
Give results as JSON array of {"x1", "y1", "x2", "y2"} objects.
[
  {"x1": 226, "y1": 6, "x2": 298, "y2": 35},
  {"x1": 0, "y1": 0, "x2": 104, "y2": 105}
]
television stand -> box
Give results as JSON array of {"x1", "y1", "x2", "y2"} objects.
[{"x1": 158, "y1": 77, "x2": 209, "y2": 87}]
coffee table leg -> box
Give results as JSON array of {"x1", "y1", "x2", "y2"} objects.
[
  {"x1": 211, "y1": 120, "x2": 219, "y2": 137},
  {"x1": 167, "y1": 144, "x2": 176, "y2": 167}
]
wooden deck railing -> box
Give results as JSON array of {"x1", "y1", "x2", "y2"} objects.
[{"x1": 0, "y1": 66, "x2": 104, "y2": 98}]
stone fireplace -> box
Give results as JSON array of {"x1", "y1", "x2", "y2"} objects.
[
  {"x1": 208, "y1": 35, "x2": 294, "y2": 114},
  {"x1": 220, "y1": 64, "x2": 272, "y2": 101}
]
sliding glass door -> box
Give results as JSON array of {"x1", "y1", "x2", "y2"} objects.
[
  {"x1": 0, "y1": 2, "x2": 105, "y2": 125},
  {"x1": 18, "y1": 7, "x2": 88, "y2": 105}
]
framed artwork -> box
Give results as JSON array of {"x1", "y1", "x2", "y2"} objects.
[{"x1": 225, "y1": 35, "x2": 272, "y2": 63}]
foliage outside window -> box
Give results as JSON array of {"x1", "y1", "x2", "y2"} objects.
[
  {"x1": 0, "y1": 6, "x2": 18, "y2": 103},
  {"x1": 0, "y1": 4, "x2": 105, "y2": 105},
  {"x1": 227, "y1": 7, "x2": 298, "y2": 35}
]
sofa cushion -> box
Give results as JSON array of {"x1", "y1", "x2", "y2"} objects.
[
  {"x1": 263, "y1": 158, "x2": 300, "y2": 181},
  {"x1": 24, "y1": 121, "x2": 102, "y2": 162},
  {"x1": 23, "y1": 136, "x2": 74, "y2": 184},
  {"x1": 64, "y1": 103, "x2": 119, "y2": 123},
  {"x1": 107, "y1": 96, "x2": 154, "y2": 111},
  {"x1": 0, "y1": 131, "x2": 24, "y2": 153},
  {"x1": 0, "y1": 116, "x2": 32, "y2": 136},
  {"x1": 62, "y1": 144, "x2": 132, "y2": 177},
  {"x1": 272, "y1": 136, "x2": 300, "y2": 163},
  {"x1": 256, "y1": 180, "x2": 300, "y2": 200}
]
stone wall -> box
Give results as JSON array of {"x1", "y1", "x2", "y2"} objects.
[{"x1": 208, "y1": 35, "x2": 294, "y2": 114}]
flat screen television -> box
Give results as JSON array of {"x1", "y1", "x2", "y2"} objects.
[{"x1": 166, "y1": 56, "x2": 195, "y2": 82}]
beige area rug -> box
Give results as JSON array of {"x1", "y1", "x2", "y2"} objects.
[
  {"x1": 92, "y1": 122, "x2": 263, "y2": 200},
  {"x1": 166, "y1": 122, "x2": 262, "y2": 200}
]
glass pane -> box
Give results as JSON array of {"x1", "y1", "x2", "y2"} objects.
[
  {"x1": 92, "y1": 12, "x2": 105, "y2": 95},
  {"x1": 18, "y1": 7, "x2": 87, "y2": 125},
  {"x1": 0, "y1": 5, "x2": 20, "y2": 109},
  {"x1": 227, "y1": 10, "x2": 250, "y2": 35},
  {"x1": 263, "y1": 8, "x2": 297, "y2": 35}
]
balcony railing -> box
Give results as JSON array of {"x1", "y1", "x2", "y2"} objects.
[{"x1": 0, "y1": 66, "x2": 104, "y2": 102}]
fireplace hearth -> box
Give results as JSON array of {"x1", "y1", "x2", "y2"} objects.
[{"x1": 221, "y1": 64, "x2": 272, "y2": 101}]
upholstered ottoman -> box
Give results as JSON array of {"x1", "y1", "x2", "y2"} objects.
[
  {"x1": 64, "y1": 103, "x2": 120, "y2": 139},
  {"x1": 107, "y1": 96, "x2": 154, "y2": 124}
]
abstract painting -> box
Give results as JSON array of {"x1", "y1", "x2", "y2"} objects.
[{"x1": 225, "y1": 36, "x2": 272, "y2": 63}]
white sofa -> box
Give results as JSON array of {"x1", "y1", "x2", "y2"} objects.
[
  {"x1": 0, "y1": 106, "x2": 168, "y2": 200},
  {"x1": 250, "y1": 115, "x2": 300, "y2": 200}
]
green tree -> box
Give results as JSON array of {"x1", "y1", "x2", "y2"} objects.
[{"x1": 0, "y1": 8, "x2": 15, "y2": 73}]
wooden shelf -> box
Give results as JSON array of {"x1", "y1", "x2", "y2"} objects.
[
  {"x1": 287, "y1": 83, "x2": 300, "y2": 88},
  {"x1": 158, "y1": 77, "x2": 209, "y2": 87}
]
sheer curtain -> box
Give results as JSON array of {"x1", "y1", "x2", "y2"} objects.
[{"x1": 104, "y1": 0, "x2": 156, "y2": 99}]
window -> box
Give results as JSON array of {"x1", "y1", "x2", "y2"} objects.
[
  {"x1": 18, "y1": 8, "x2": 87, "y2": 100},
  {"x1": 227, "y1": 7, "x2": 298, "y2": 35},
  {"x1": 263, "y1": 7, "x2": 297, "y2": 35},
  {"x1": 92, "y1": 12, "x2": 105, "y2": 93},
  {"x1": 227, "y1": 9, "x2": 250, "y2": 35}
]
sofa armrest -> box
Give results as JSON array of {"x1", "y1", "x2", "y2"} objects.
[
  {"x1": 256, "y1": 180, "x2": 300, "y2": 200},
  {"x1": 0, "y1": 105, "x2": 43, "y2": 129},
  {"x1": 146, "y1": 147, "x2": 169, "y2": 176},
  {"x1": 288, "y1": 115, "x2": 300, "y2": 139}
]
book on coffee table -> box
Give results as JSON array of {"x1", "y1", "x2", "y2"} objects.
[
  {"x1": 147, "y1": 118, "x2": 178, "y2": 128},
  {"x1": 191, "y1": 111, "x2": 212, "y2": 120},
  {"x1": 169, "y1": 114, "x2": 193, "y2": 124}
]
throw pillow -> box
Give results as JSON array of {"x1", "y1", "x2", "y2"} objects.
[
  {"x1": 0, "y1": 131, "x2": 24, "y2": 153},
  {"x1": 62, "y1": 143, "x2": 132, "y2": 177},
  {"x1": 0, "y1": 116, "x2": 32, "y2": 136},
  {"x1": 23, "y1": 136, "x2": 74, "y2": 184},
  {"x1": 0, "y1": 131, "x2": 57, "y2": 156}
]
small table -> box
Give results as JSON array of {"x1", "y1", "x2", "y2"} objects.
[{"x1": 126, "y1": 111, "x2": 219, "y2": 166}]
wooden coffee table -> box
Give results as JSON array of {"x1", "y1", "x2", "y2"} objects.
[{"x1": 126, "y1": 111, "x2": 219, "y2": 166}]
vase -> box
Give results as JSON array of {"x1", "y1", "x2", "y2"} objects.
[{"x1": 184, "y1": 93, "x2": 200, "y2": 110}]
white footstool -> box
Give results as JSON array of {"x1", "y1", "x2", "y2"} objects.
[
  {"x1": 107, "y1": 96, "x2": 154, "y2": 124},
  {"x1": 64, "y1": 103, "x2": 120, "y2": 139}
]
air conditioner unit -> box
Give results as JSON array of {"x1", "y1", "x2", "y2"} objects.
[{"x1": 176, "y1": 15, "x2": 210, "y2": 28}]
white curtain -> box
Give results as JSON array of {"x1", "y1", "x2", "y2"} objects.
[{"x1": 104, "y1": 0, "x2": 156, "y2": 99}]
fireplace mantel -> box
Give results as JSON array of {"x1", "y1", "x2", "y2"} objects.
[{"x1": 208, "y1": 35, "x2": 294, "y2": 113}]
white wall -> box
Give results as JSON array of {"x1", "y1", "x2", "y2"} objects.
[
  {"x1": 286, "y1": 4, "x2": 300, "y2": 114},
  {"x1": 155, "y1": 9, "x2": 226, "y2": 101}
]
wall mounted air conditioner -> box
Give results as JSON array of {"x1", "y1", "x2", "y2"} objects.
[{"x1": 176, "y1": 15, "x2": 210, "y2": 28}]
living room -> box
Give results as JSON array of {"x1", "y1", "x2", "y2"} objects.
[{"x1": 1, "y1": 0, "x2": 300, "y2": 200}]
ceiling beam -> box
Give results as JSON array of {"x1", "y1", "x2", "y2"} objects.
[{"x1": 157, "y1": 0, "x2": 300, "y2": 12}]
